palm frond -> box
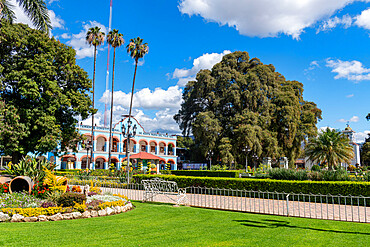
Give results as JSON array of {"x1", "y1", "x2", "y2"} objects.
[
  {"x1": 1, "y1": 0, "x2": 16, "y2": 22},
  {"x1": 17, "y1": 0, "x2": 51, "y2": 33}
]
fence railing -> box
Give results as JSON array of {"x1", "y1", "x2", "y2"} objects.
[{"x1": 67, "y1": 180, "x2": 369, "y2": 223}]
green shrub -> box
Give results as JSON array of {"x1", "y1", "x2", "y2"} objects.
[
  {"x1": 57, "y1": 192, "x2": 86, "y2": 207},
  {"x1": 311, "y1": 165, "x2": 321, "y2": 171},
  {"x1": 170, "y1": 170, "x2": 241, "y2": 178},
  {"x1": 133, "y1": 174, "x2": 370, "y2": 197},
  {"x1": 267, "y1": 168, "x2": 308, "y2": 181},
  {"x1": 321, "y1": 169, "x2": 349, "y2": 181}
]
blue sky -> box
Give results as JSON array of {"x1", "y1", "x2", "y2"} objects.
[{"x1": 12, "y1": 0, "x2": 370, "y2": 142}]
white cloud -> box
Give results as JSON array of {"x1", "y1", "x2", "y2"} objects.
[
  {"x1": 355, "y1": 8, "x2": 370, "y2": 30},
  {"x1": 100, "y1": 86, "x2": 183, "y2": 110},
  {"x1": 98, "y1": 86, "x2": 183, "y2": 133},
  {"x1": 346, "y1": 94, "x2": 354, "y2": 98},
  {"x1": 317, "y1": 15, "x2": 352, "y2": 33},
  {"x1": 326, "y1": 59, "x2": 370, "y2": 81},
  {"x1": 80, "y1": 112, "x2": 103, "y2": 126},
  {"x1": 173, "y1": 50, "x2": 231, "y2": 86},
  {"x1": 178, "y1": 0, "x2": 356, "y2": 39},
  {"x1": 48, "y1": 10, "x2": 64, "y2": 29},
  {"x1": 60, "y1": 33, "x2": 71, "y2": 39},
  {"x1": 66, "y1": 21, "x2": 107, "y2": 59},
  {"x1": 354, "y1": 131, "x2": 370, "y2": 143},
  {"x1": 337, "y1": 116, "x2": 360, "y2": 123}
]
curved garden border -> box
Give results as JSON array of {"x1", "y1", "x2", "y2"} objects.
[{"x1": 0, "y1": 202, "x2": 133, "y2": 223}]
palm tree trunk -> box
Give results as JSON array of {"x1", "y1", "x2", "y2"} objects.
[
  {"x1": 90, "y1": 45, "x2": 97, "y2": 169},
  {"x1": 128, "y1": 59, "x2": 138, "y2": 118},
  {"x1": 108, "y1": 47, "x2": 116, "y2": 168}
]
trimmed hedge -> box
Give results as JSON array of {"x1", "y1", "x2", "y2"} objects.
[
  {"x1": 170, "y1": 170, "x2": 241, "y2": 178},
  {"x1": 133, "y1": 174, "x2": 370, "y2": 197}
]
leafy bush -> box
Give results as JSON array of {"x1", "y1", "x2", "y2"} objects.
[
  {"x1": 267, "y1": 168, "x2": 308, "y2": 181},
  {"x1": 57, "y1": 192, "x2": 86, "y2": 207},
  {"x1": 133, "y1": 174, "x2": 370, "y2": 197},
  {"x1": 321, "y1": 169, "x2": 349, "y2": 181},
  {"x1": 311, "y1": 165, "x2": 321, "y2": 171},
  {"x1": 170, "y1": 170, "x2": 241, "y2": 178},
  {"x1": 308, "y1": 171, "x2": 323, "y2": 181}
]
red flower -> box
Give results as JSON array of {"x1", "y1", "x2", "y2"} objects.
[
  {"x1": 4, "y1": 190, "x2": 8, "y2": 193},
  {"x1": 38, "y1": 191, "x2": 41, "y2": 194}
]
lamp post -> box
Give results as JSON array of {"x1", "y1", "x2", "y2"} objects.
[
  {"x1": 252, "y1": 154, "x2": 258, "y2": 169},
  {"x1": 242, "y1": 145, "x2": 251, "y2": 172},
  {"x1": 207, "y1": 150, "x2": 213, "y2": 170},
  {"x1": 122, "y1": 116, "x2": 137, "y2": 184},
  {"x1": 86, "y1": 144, "x2": 91, "y2": 169}
]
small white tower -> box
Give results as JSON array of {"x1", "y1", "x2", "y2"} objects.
[{"x1": 342, "y1": 124, "x2": 361, "y2": 167}]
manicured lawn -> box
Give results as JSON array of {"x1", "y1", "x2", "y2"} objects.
[{"x1": 0, "y1": 202, "x2": 369, "y2": 246}]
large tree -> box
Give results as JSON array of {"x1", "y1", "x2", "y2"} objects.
[
  {"x1": 0, "y1": 22, "x2": 93, "y2": 163},
  {"x1": 0, "y1": 0, "x2": 51, "y2": 32},
  {"x1": 305, "y1": 128, "x2": 354, "y2": 170},
  {"x1": 175, "y1": 51, "x2": 322, "y2": 167}
]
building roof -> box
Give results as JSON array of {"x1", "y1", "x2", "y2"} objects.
[{"x1": 122, "y1": 152, "x2": 166, "y2": 162}]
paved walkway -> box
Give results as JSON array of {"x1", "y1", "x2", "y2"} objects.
[{"x1": 98, "y1": 186, "x2": 369, "y2": 223}]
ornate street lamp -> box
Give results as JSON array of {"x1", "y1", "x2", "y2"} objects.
[
  {"x1": 242, "y1": 145, "x2": 251, "y2": 172},
  {"x1": 86, "y1": 144, "x2": 92, "y2": 169},
  {"x1": 207, "y1": 150, "x2": 214, "y2": 170},
  {"x1": 122, "y1": 116, "x2": 137, "y2": 184}
]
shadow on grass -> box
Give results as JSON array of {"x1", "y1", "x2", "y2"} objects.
[{"x1": 233, "y1": 219, "x2": 370, "y2": 235}]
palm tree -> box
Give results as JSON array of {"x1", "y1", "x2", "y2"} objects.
[
  {"x1": 107, "y1": 29, "x2": 124, "y2": 167},
  {"x1": 86, "y1": 26, "x2": 105, "y2": 169},
  {"x1": 305, "y1": 128, "x2": 354, "y2": 170},
  {"x1": 126, "y1": 37, "x2": 148, "y2": 119},
  {"x1": 125, "y1": 37, "x2": 148, "y2": 180},
  {"x1": 0, "y1": 0, "x2": 51, "y2": 32}
]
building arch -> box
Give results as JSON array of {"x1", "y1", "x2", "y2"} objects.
[
  {"x1": 95, "y1": 134, "x2": 108, "y2": 141},
  {"x1": 139, "y1": 139, "x2": 148, "y2": 152},
  {"x1": 149, "y1": 140, "x2": 157, "y2": 154},
  {"x1": 167, "y1": 159, "x2": 175, "y2": 164}
]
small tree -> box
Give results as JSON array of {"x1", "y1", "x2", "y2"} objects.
[{"x1": 305, "y1": 128, "x2": 354, "y2": 170}]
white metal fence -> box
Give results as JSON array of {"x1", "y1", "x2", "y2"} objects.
[{"x1": 68, "y1": 180, "x2": 369, "y2": 223}]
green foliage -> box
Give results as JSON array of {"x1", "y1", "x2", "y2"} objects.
[
  {"x1": 320, "y1": 169, "x2": 349, "y2": 181},
  {"x1": 175, "y1": 51, "x2": 322, "y2": 168},
  {"x1": 57, "y1": 192, "x2": 86, "y2": 207},
  {"x1": 305, "y1": 128, "x2": 354, "y2": 170},
  {"x1": 268, "y1": 168, "x2": 308, "y2": 181},
  {"x1": 310, "y1": 164, "x2": 321, "y2": 171},
  {"x1": 133, "y1": 174, "x2": 370, "y2": 197},
  {"x1": 170, "y1": 170, "x2": 241, "y2": 178},
  {"x1": 5, "y1": 157, "x2": 55, "y2": 182},
  {"x1": 0, "y1": 22, "x2": 94, "y2": 162},
  {"x1": 360, "y1": 134, "x2": 370, "y2": 167}
]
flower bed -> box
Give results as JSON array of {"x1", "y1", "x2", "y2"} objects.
[{"x1": 0, "y1": 190, "x2": 133, "y2": 223}]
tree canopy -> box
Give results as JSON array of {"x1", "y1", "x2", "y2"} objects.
[
  {"x1": 361, "y1": 134, "x2": 370, "y2": 167},
  {"x1": 0, "y1": 22, "x2": 94, "y2": 162},
  {"x1": 174, "y1": 51, "x2": 322, "y2": 167}
]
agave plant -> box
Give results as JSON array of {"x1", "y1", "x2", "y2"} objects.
[{"x1": 5, "y1": 157, "x2": 56, "y2": 182}]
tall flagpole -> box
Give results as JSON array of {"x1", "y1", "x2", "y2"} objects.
[{"x1": 104, "y1": 0, "x2": 113, "y2": 127}]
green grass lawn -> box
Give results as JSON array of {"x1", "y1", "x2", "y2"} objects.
[{"x1": 0, "y1": 202, "x2": 369, "y2": 247}]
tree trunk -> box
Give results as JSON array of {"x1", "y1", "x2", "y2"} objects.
[
  {"x1": 108, "y1": 47, "x2": 116, "y2": 167},
  {"x1": 90, "y1": 45, "x2": 97, "y2": 169}
]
